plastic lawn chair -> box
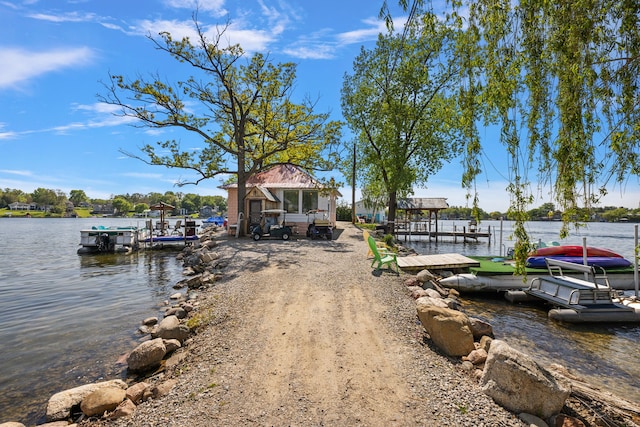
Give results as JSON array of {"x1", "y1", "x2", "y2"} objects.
[
  {"x1": 363, "y1": 230, "x2": 386, "y2": 258},
  {"x1": 367, "y1": 235, "x2": 399, "y2": 274}
]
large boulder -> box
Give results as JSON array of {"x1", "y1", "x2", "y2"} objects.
[
  {"x1": 127, "y1": 338, "x2": 167, "y2": 372},
  {"x1": 416, "y1": 305, "x2": 475, "y2": 356},
  {"x1": 46, "y1": 379, "x2": 127, "y2": 421},
  {"x1": 480, "y1": 340, "x2": 571, "y2": 419},
  {"x1": 80, "y1": 386, "x2": 127, "y2": 417},
  {"x1": 469, "y1": 317, "x2": 494, "y2": 339},
  {"x1": 415, "y1": 296, "x2": 449, "y2": 310},
  {"x1": 153, "y1": 315, "x2": 190, "y2": 343},
  {"x1": 416, "y1": 269, "x2": 436, "y2": 283},
  {"x1": 107, "y1": 398, "x2": 137, "y2": 420},
  {"x1": 125, "y1": 381, "x2": 150, "y2": 404}
]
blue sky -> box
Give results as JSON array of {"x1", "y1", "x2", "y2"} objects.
[{"x1": 1, "y1": 0, "x2": 638, "y2": 213}]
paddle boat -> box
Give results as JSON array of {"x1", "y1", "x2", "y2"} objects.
[{"x1": 525, "y1": 245, "x2": 631, "y2": 269}]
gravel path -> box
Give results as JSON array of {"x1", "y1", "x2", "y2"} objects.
[{"x1": 95, "y1": 222, "x2": 525, "y2": 426}]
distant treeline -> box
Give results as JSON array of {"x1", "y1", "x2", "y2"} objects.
[
  {"x1": 336, "y1": 201, "x2": 640, "y2": 223},
  {"x1": 0, "y1": 188, "x2": 227, "y2": 216}
]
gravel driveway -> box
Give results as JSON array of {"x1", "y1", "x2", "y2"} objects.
[{"x1": 97, "y1": 222, "x2": 525, "y2": 427}]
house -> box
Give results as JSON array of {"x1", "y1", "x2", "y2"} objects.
[
  {"x1": 221, "y1": 164, "x2": 341, "y2": 235},
  {"x1": 199, "y1": 205, "x2": 216, "y2": 218},
  {"x1": 8, "y1": 202, "x2": 37, "y2": 211},
  {"x1": 355, "y1": 200, "x2": 387, "y2": 223}
]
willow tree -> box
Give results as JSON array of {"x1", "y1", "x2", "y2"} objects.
[
  {"x1": 341, "y1": 10, "x2": 463, "y2": 233},
  {"x1": 384, "y1": 0, "x2": 640, "y2": 271},
  {"x1": 99, "y1": 18, "x2": 341, "y2": 229}
]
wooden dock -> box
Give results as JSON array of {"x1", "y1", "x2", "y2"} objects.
[
  {"x1": 395, "y1": 225, "x2": 492, "y2": 243},
  {"x1": 397, "y1": 253, "x2": 480, "y2": 271}
]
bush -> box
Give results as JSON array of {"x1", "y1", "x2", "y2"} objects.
[
  {"x1": 336, "y1": 204, "x2": 352, "y2": 221},
  {"x1": 383, "y1": 234, "x2": 395, "y2": 247}
]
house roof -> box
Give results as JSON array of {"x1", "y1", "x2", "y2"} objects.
[
  {"x1": 397, "y1": 197, "x2": 449, "y2": 210},
  {"x1": 222, "y1": 164, "x2": 341, "y2": 195}
]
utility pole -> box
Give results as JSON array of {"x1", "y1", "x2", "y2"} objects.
[{"x1": 351, "y1": 141, "x2": 356, "y2": 224}]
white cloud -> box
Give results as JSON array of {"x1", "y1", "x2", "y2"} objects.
[
  {"x1": 121, "y1": 172, "x2": 164, "y2": 179},
  {"x1": 0, "y1": 131, "x2": 19, "y2": 140},
  {"x1": 162, "y1": 0, "x2": 228, "y2": 17},
  {"x1": 0, "y1": 47, "x2": 95, "y2": 89},
  {"x1": 0, "y1": 169, "x2": 33, "y2": 176},
  {"x1": 27, "y1": 11, "x2": 97, "y2": 22},
  {"x1": 283, "y1": 45, "x2": 335, "y2": 60},
  {"x1": 336, "y1": 17, "x2": 388, "y2": 46},
  {"x1": 283, "y1": 15, "x2": 397, "y2": 60}
]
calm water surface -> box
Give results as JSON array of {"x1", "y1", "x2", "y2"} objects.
[
  {"x1": 0, "y1": 218, "x2": 184, "y2": 425},
  {"x1": 404, "y1": 219, "x2": 640, "y2": 404}
]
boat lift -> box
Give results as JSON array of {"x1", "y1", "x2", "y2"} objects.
[{"x1": 525, "y1": 258, "x2": 639, "y2": 323}]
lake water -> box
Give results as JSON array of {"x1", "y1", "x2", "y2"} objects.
[
  {"x1": 1, "y1": 218, "x2": 639, "y2": 425},
  {"x1": 0, "y1": 218, "x2": 185, "y2": 425},
  {"x1": 403, "y1": 219, "x2": 640, "y2": 405}
]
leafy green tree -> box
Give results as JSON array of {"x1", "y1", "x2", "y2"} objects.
[
  {"x1": 601, "y1": 207, "x2": 629, "y2": 222},
  {"x1": 361, "y1": 182, "x2": 388, "y2": 224},
  {"x1": 0, "y1": 188, "x2": 28, "y2": 207},
  {"x1": 180, "y1": 193, "x2": 201, "y2": 213},
  {"x1": 341, "y1": 10, "x2": 462, "y2": 232},
  {"x1": 69, "y1": 189, "x2": 89, "y2": 206},
  {"x1": 162, "y1": 191, "x2": 178, "y2": 209},
  {"x1": 134, "y1": 202, "x2": 149, "y2": 214},
  {"x1": 385, "y1": 0, "x2": 640, "y2": 271},
  {"x1": 100, "y1": 18, "x2": 341, "y2": 234},
  {"x1": 31, "y1": 188, "x2": 58, "y2": 207},
  {"x1": 147, "y1": 193, "x2": 164, "y2": 206},
  {"x1": 112, "y1": 197, "x2": 133, "y2": 216},
  {"x1": 336, "y1": 201, "x2": 353, "y2": 221},
  {"x1": 489, "y1": 211, "x2": 503, "y2": 220},
  {"x1": 200, "y1": 195, "x2": 227, "y2": 213}
]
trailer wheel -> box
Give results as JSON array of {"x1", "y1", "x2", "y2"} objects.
[{"x1": 282, "y1": 233, "x2": 290, "y2": 241}]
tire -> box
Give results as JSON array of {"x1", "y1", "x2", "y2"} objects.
[
  {"x1": 253, "y1": 233, "x2": 261, "y2": 241},
  {"x1": 282, "y1": 233, "x2": 290, "y2": 241}
]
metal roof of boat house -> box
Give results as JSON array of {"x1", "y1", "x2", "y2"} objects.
[
  {"x1": 222, "y1": 164, "x2": 341, "y2": 195},
  {"x1": 397, "y1": 197, "x2": 449, "y2": 211}
]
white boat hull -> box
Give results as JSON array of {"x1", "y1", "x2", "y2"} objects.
[{"x1": 439, "y1": 272, "x2": 638, "y2": 292}]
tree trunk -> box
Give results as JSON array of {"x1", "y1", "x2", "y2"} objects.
[
  {"x1": 236, "y1": 138, "x2": 246, "y2": 237},
  {"x1": 387, "y1": 191, "x2": 397, "y2": 235}
]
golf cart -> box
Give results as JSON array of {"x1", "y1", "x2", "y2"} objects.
[
  {"x1": 306, "y1": 210, "x2": 333, "y2": 240},
  {"x1": 250, "y1": 209, "x2": 293, "y2": 241}
]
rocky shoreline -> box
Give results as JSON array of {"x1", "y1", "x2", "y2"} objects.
[{"x1": 2, "y1": 223, "x2": 639, "y2": 427}]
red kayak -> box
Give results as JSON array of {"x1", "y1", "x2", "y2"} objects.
[{"x1": 529, "y1": 245, "x2": 623, "y2": 258}]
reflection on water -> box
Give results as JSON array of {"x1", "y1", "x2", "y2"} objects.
[
  {"x1": 405, "y1": 220, "x2": 640, "y2": 405},
  {"x1": 462, "y1": 296, "x2": 640, "y2": 401},
  {"x1": 0, "y1": 218, "x2": 185, "y2": 425}
]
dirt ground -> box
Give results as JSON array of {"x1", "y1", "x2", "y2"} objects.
[{"x1": 94, "y1": 223, "x2": 527, "y2": 426}]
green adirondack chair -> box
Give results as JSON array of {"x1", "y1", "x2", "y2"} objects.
[{"x1": 367, "y1": 236, "x2": 399, "y2": 274}]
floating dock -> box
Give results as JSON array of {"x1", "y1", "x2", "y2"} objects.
[{"x1": 397, "y1": 253, "x2": 480, "y2": 271}]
